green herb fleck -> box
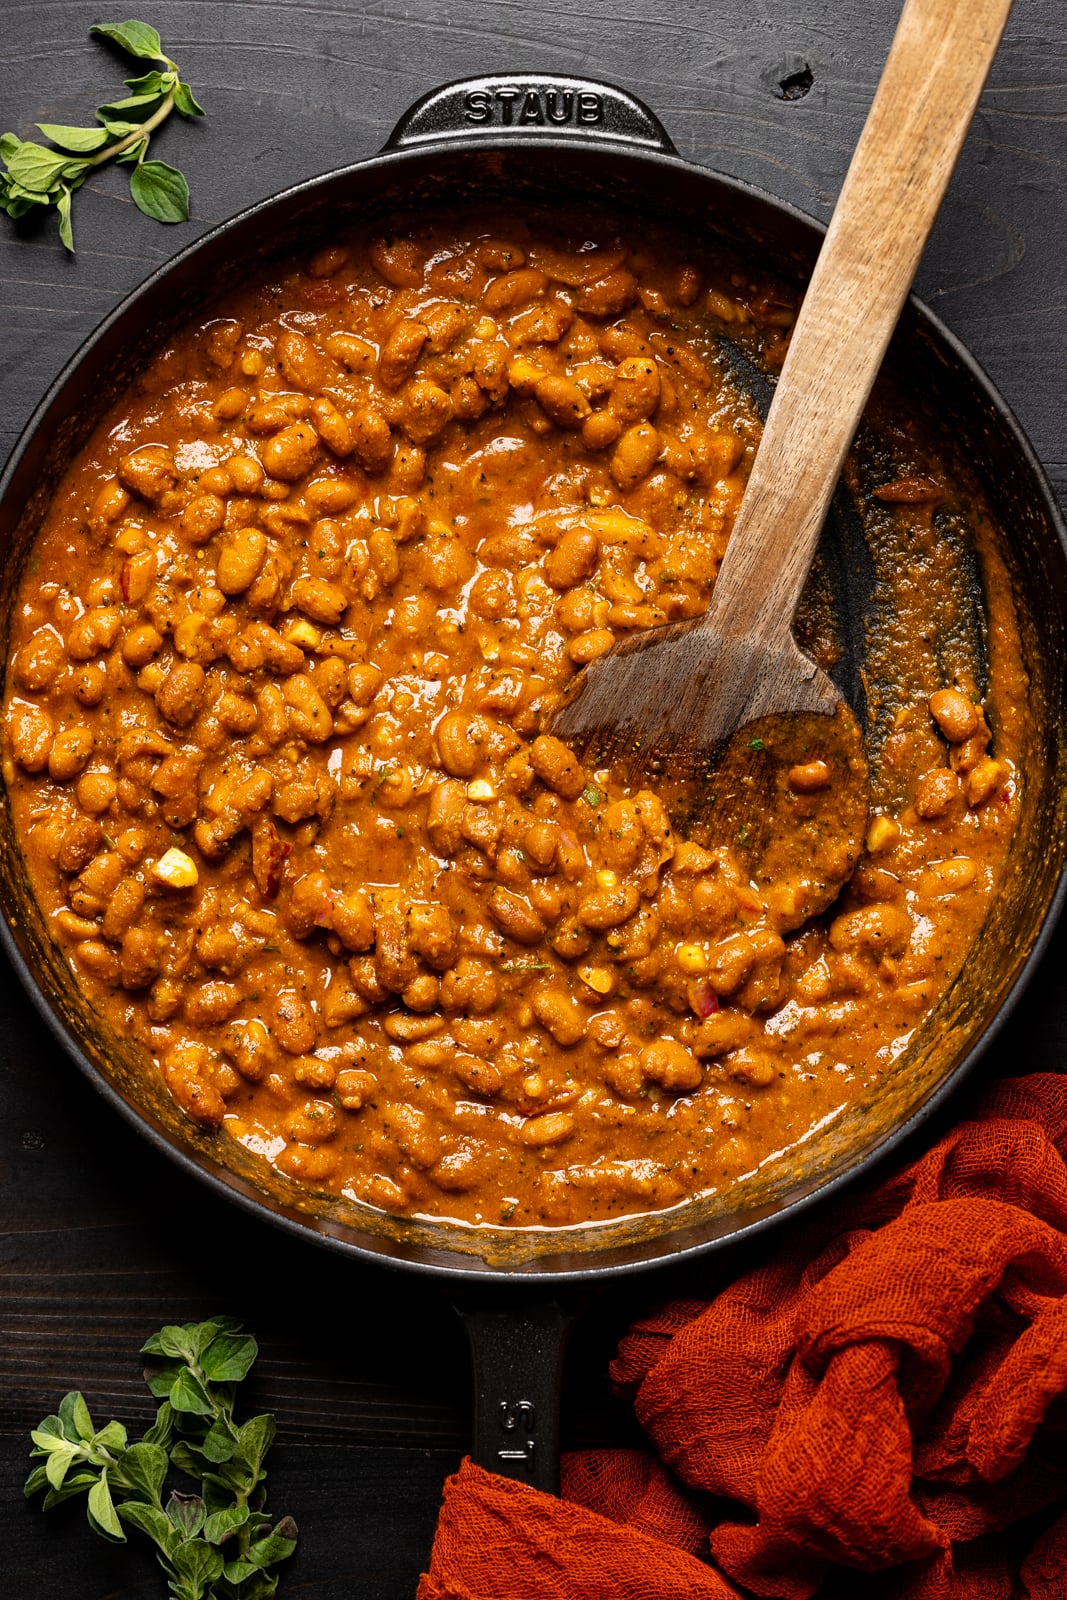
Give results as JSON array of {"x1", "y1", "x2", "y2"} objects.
[
  {"x1": 499, "y1": 960, "x2": 552, "y2": 973},
  {"x1": 749, "y1": 737, "x2": 764, "y2": 751},
  {"x1": 0, "y1": 20, "x2": 203, "y2": 252},
  {"x1": 580, "y1": 785, "x2": 603, "y2": 807},
  {"x1": 26, "y1": 1316, "x2": 297, "y2": 1597},
  {"x1": 738, "y1": 824, "x2": 749, "y2": 844}
]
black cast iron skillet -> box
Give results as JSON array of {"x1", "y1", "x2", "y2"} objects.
[{"x1": 2, "y1": 75, "x2": 1066, "y2": 1492}]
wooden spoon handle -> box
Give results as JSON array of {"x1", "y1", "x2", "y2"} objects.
[{"x1": 704, "y1": 0, "x2": 1014, "y2": 643}]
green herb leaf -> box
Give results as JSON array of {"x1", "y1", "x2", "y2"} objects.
[
  {"x1": 93, "y1": 1418, "x2": 129, "y2": 1454},
  {"x1": 235, "y1": 1415, "x2": 276, "y2": 1478},
  {"x1": 167, "y1": 1489, "x2": 207, "y2": 1538},
  {"x1": 146, "y1": 1322, "x2": 197, "y2": 1361},
  {"x1": 90, "y1": 19, "x2": 167, "y2": 62},
  {"x1": 171, "y1": 1537, "x2": 225, "y2": 1592},
  {"x1": 97, "y1": 91, "x2": 167, "y2": 121},
  {"x1": 173, "y1": 81, "x2": 205, "y2": 117},
  {"x1": 749, "y1": 737, "x2": 765, "y2": 751},
  {"x1": 45, "y1": 1443, "x2": 80, "y2": 1491},
  {"x1": 118, "y1": 1498, "x2": 178, "y2": 1550},
  {"x1": 5, "y1": 140, "x2": 83, "y2": 193},
  {"x1": 35, "y1": 122, "x2": 112, "y2": 152},
  {"x1": 123, "y1": 68, "x2": 175, "y2": 97},
  {"x1": 203, "y1": 1503, "x2": 250, "y2": 1544},
  {"x1": 169, "y1": 1367, "x2": 216, "y2": 1416},
  {"x1": 28, "y1": 1316, "x2": 295, "y2": 1588},
  {"x1": 87, "y1": 1472, "x2": 125, "y2": 1542},
  {"x1": 581, "y1": 784, "x2": 603, "y2": 806},
  {"x1": 142, "y1": 1399, "x2": 175, "y2": 1449},
  {"x1": 2, "y1": 20, "x2": 201, "y2": 251},
  {"x1": 200, "y1": 1415, "x2": 239, "y2": 1463},
  {"x1": 247, "y1": 1517, "x2": 299, "y2": 1568},
  {"x1": 202, "y1": 1331, "x2": 258, "y2": 1384},
  {"x1": 42, "y1": 1469, "x2": 101, "y2": 1510},
  {"x1": 130, "y1": 158, "x2": 190, "y2": 222},
  {"x1": 57, "y1": 1391, "x2": 94, "y2": 1441},
  {"x1": 30, "y1": 1417, "x2": 70, "y2": 1452},
  {"x1": 111, "y1": 1439, "x2": 168, "y2": 1503}
]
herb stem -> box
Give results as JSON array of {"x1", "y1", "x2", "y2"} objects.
[{"x1": 89, "y1": 89, "x2": 175, "y2": 167}]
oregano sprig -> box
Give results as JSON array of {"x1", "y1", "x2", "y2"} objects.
[
  {"x1": 0, "y1": 19, "x2": 203, "y2": 252},
  {"x1": 26, "y1": 1316, "x2": 297, "y2": 1600}
]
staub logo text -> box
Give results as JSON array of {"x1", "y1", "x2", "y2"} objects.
[{"x1": 463, "y1": 87, "x2": 604, "y2": 127}]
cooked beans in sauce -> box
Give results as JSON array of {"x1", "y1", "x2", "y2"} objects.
[{"x1": 2, "y1": 213, "x2": 1025, "y2": 1227}]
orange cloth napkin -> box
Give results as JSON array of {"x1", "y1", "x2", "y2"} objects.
[{"x1": 419, "y1": 1073, "x2": 1067, "y2": 1599}]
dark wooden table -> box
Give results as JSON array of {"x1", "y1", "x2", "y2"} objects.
[{"x1": 1, "y1": 2, "x2": 1064, "y2": 1594}]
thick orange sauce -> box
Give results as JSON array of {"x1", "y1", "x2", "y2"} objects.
[{"x1": 2, "y1": 213, "x2": 1024, "y2": 1227}]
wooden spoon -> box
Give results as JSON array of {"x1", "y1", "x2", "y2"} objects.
[{"x1": 551, "y1": 0, "x2": 1014, "y2": 929}]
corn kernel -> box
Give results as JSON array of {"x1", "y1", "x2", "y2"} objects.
[
  {"x1": 240, "y1": 349, "x2": 265, "y2": 377},
  {"x1": 578, "y1": 965, "x2": 614, "y2": 995},
  {"x1": 152, "y1": 848, "x2": 199, "y2": 890},
  {"x1": 676, "y1": 943, "x2": 708, "y2": 974},
  {"x1": 474, "y1": 317, "x2": 498, "y2": 339},
  {"x1": 866, "y1": 815, "x2": 901, "y2": 854},
  {"x1": 595, "y1": 869, "x2": 618, "y2": 889},
  {"x1": 284, "y1": 618, "x2": 323, "y2": 651},
  {"x1": 467, "y1": 779, "x2": 496, "y2": 802}
]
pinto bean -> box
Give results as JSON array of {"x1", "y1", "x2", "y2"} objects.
[
  {"x1": 610, "y1": 356, "x2": 661, "y2": 422},
  {"x1": 529, "y1": 734, "x2": 585, "y2": 799},
  {"x1": 611, "y1": 422, "x2": 661, "y2": 490},
  {"x1": 180, "y1": 493, "x2": 226, "y2": 544},
  {"x1": 217, "y1": 528, "x2": 267, "y2": 595},
  {"x1": 483, "y1": 268, "x2": 548, "y2": 311},
  {"x1": 156, "y1": 661, "x2": 206, "y2": 728},
  {"x1": 544, "y1": 529, "x2": 598, "y2": 589},
  {"x1": 533, "y1": 988, "x2": 586, "y2": 1046},
  {"x1": 260, "y1": 422, "x2": 319, "y2": 481},
  {"x1": 639, "y1": 1038, "x2": 702, "y2": 1091},
  {"x1": 534, "y1": 374, "x2": 592, "y2": 429},
  {"x1": 8, "y1": 701, "x2": 53, "y2": 771},
  {"x1": 162, "y1": 1043, "x2": 225, "y2": 1128},
  {"x1": 829, "y1": 903, "x2": 913, "y2": 958},
  {"x1": 914, "y1": 768, "x2": 960, "y2": 819},
  {"x1": 272, "y1": 989, "x2": 317, "y2": 1054},
  {"x1": 311, "y1": 395, "x2": 354, "y2": 456},
  {"x1": 15, "y1": 628, "x2": 65, "y2": 690},
  {"x1": 929, "y1": 688, "x2": 979, "y2": 743},
  {"x1": 48, "y1": 726, "x2": 94, "y2": 781},
  {"x1": 291, "y1": 576, "x2": 348, "y2": 625},
  {"x1": 118, "y1": 445, "x2": 177, "y2": 502},
  {"x1": 577, "y1": 883, "x2": 640, "y2": 929},
  {"x1": 370, "y1": 236, "x2": 425, "y2": 287},
  {"x1": 488, "y1": 887, "x2": 546, "y2": 945},
  {"x1": 380, "y1": 320, "x2": 428, "y2": 389},
  {"x1": 436, "y1": 712, "x2": 490, "y2": 778},
  {"x1": 577, "y1": 269, "x2": 637, "y2": 317},
  {"x1": 278, "y1": 329, "x2": 330, "y2": 391},
  {"x1": 68, "y1": 607, "x2": 122, "y2": 660}
]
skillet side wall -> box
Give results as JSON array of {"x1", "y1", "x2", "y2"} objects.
[{"x1": 1, "y1": 139, "x2": 1065, "y2": 1278}]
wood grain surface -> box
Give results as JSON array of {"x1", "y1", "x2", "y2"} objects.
[{"x1": 0, "y1": 2, "x2": 1064, "y2": 1595}]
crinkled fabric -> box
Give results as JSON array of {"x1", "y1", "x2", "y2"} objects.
[{"x1": 418, "y1": 1075, "x2": 1067, "y2": 1600}]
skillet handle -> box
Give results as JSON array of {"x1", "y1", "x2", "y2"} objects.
[
  {"x1": 454, "y1": 1296, "x2": 578, "y2": 1495},
  {"x1": 384, "y1": 74, "x2": 676, "y2": 155}
]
